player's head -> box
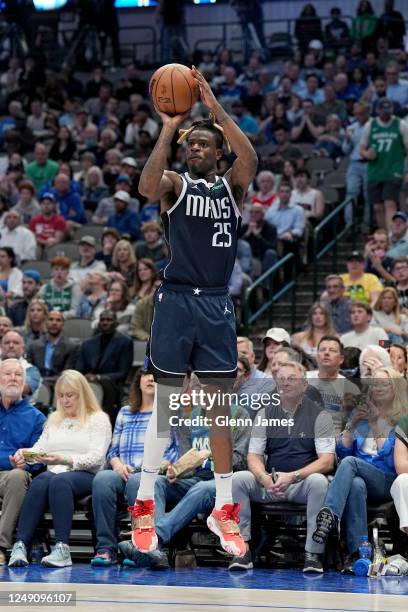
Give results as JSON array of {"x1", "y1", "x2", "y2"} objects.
[{"x1": 182, "y1": 119, "x2": 225, "y2": 177}]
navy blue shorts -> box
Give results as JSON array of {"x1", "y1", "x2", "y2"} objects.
[{"x1": 147, "y1": 283, "x2": 237, "y2": 380}]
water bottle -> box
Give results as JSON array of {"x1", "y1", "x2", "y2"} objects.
[{"x1": 353, "y1": 535, "x2": 372, "y2": 576}]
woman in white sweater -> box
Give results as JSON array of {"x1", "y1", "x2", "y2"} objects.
[
  {"x1": 8, "y1": 370, "x2": 111, "y2": 568},
  {"x1": 372, "y1": 288, "x2": 408, "y2": 345}
]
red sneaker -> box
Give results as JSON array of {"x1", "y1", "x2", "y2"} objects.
[
  {"x1": 207, "y1": 503, "x2": 246, "y2": 557},
  {"x1": 128, "y1": 499, "x2": 158, "y2": 553}
]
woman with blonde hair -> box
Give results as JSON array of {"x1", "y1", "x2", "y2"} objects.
[
  {"x1": 292, "y1": 303, "x2": 337, "y2": 358},
  {"x1": 373, "y1": 287, "x2": 408, "y2": 344},
  {"x1": 20, "y1": 298, "x2": 48, "y2": 344},
  {"x1": 8, "y1": 370, "x2": 111, "y2": 568},
  {"x1": 313, "y1": 366, "x2": 406, "y2": 574},
  {"x1": 83, "y1": 166, "x2": 109, "y2": 212},
  {"x1": 111, "y1": 239, "x2": 137, "y2": 292}
]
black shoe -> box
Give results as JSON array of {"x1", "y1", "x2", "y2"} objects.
[
  {"x1": 228, "y1": 548, "x2": 253, "y2": 571},
  {"x1": 303, "y1": 552, "x2": 323, "y2": 573},
  {"x1": 341, "y1": 551, "x2": 359, "y2": 575},
  {"x1": 312, "y1": 507, "x2": 338, "y2": 545}
]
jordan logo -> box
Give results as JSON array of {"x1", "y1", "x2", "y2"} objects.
[{"x1": 224, "y1": 305, "x2": 231, "y2": 315}]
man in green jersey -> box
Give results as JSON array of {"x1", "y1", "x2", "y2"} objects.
[{"x1": 360, "y1": 97, "x2": 408, "y2": 232}]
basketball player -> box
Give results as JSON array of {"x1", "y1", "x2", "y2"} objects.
[{"x1": 129, "y1": 66, "x2": 258, "y2": 557}]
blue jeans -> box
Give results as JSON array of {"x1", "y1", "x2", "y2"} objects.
[
  {"x1": 92, "y1": 470, "x2": 142, "y2": 557},
  {"x1": 154, "y1": 477, "x2": 215, "y2": 545},
  {"x1": 17, "y1": 470, "x2": 94, "y2": 547},
  {"x1": 345, "y1": 161, "x2": 369, "y2": 228},
  {"x1": 324, "y1": 456, "x2": 395, "y2": 554}
]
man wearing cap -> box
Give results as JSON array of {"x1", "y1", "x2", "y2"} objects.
[
  {"x1": 124, "y1": 103, "x2": 159, "y2": 148},
  {"x1": 26, "y1": 143, "x2": 59, "y2": 192},
  {"x1": 261, "y1": 328, "x2": 291, "y2": 368},
  {"x1": 107, "y1": 191, "x2": 141, "y2": 241},
  {"x1": 0, "y1": 211, "x2": 36, "y2": 263},
  {"x1": 360, "y1": 97, "x2": 408, "y2": 231},
  {"x1": 92, "y1": 176, "x2": 140, "y2": 226},
  {"x1": 7, "y1": 271, "x2": 41, "y2": 327},
  {"x1": 340, "y1": 251, "x2": 382, "y2": 304},
  {"x1": 241, "y1": 204, "x2": 277, "y2": 274},
  {"x1": 386, "y1": 212, "x2": 408, "y2": 260},
  {"x1": 29, "y1": 193, "x2": 67, "y2": 249},
  {"x1": 70, "y1": 236, "x2": 107, "y2": 287}
]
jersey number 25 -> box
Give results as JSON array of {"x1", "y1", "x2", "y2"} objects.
[{"x1": 212, "y1": 222, "x2": 232, "y2": 248}]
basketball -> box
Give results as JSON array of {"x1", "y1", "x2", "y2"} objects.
[{"x1": 149, "y1": 64, "x2": 200, "y2": 116}]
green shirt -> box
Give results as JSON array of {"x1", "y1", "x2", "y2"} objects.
[
  {"x1": 42, "y1": 283, "x2": 73, "y2": 312},
  {"x1": 26, "y1": 160, "x2": 59, "y2": 191},
  {"x1": 367, "y1": 117, "x2": 405, "y2": 183}
]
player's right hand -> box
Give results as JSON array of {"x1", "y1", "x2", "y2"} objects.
[{"x1": 155, "y1": 109, "x2": 190, "y2": 130}]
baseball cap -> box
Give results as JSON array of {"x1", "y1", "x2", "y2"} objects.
[
  {"x1": 377, "y1": 97, "x2": 394, "y2": 113},
  {"x1": 114, "y1": 190, "x2": 130, "y2": 204},
  {"x1": 115, "y1": 175, "x2": 131, "y2": 184},
  {"x1": 121, "y1": 157, "x2": 137, "y2": 168},
  {"x1": 79, "y1": 235, "x2": 97, "y2": 247},
  {"x1": 392, "y1": 211, "x2": 408, "y2": 222},
  {"x1": 309, "y1": 39, "x2": 323, "y2": 50},
  {"x1": 347, "y1": 250, "x2": 364, "y2": 262},
  {"x1": 23, "y1": 270, "x2": 41, "y2": 283},
  {"x1": 262, "y1": 328, "x2": 291, "y2": 344},
  {"x1": 40, "y1": 192, "x2": 56, "y2": 202}
]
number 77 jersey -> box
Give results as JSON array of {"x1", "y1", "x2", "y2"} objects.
[
  {"x1": 161, "y1": 172, "x2": 241, "y2": 288},
  {"x1": 367, "y1": 116, "x2": 405, "y2": 183}
]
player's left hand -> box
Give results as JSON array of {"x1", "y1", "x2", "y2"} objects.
[{"x1": 192, "y1": 66, "x2": 218, "y2": 111}]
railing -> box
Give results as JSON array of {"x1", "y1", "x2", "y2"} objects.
[
  {"x1": 312, "y1": 199, "x2": 357, "y2": 301},
  {"x1": 242, "y1": 252, "x2": 296, "y2": 336}
]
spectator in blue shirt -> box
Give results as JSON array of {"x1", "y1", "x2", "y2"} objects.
[
  {"x1": 265, "y1": 182, "x2": 305, "y2": 278},
  {"x1": 50, "y1": 173, "x2": 87, "y2": 230},
  {"x1": 386, "y1": 61, "x2": 408, "y2": 109},
  {"x1": 1, "y1": 331, "x2": 41, "y2": 400},
  {"x1": 107, "y1": 191, "x2": 141, "y2": 241},
  {"x1": 0, "y1": 358, "x2": 46, "y2": 564},
  {"x1": 90, "y1": 369, "x2": 178, "y2": 566}
]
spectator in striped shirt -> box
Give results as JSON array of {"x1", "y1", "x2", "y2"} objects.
[{"x1": 90, "y1": 369, "x2": 178, "y2": 566}]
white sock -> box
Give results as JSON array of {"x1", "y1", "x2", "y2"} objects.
[
  {"x1": 135, "y1": 386, "x2": 170, "y2": 502},
  {"x1": 214, "y1": 472, "x2": 233, "y2": 509}
]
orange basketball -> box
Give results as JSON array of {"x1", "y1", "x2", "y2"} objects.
[{"x1": 149, "y1": 64, "x2": 200, "y2": 116}]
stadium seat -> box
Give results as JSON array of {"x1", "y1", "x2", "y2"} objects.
[
  {"x1": 320, "y1": 187, "x2": 339, "y2": 206},
  {"x1": 36, "y1": 383, "x2": 51, "y2": 409},
  {"x1": 46, "y1": 242, "x2": 80, "y2": 261},
  {"x1": 89, "y1": 382, "x2": 104, "y2": 406},
  {"x1": 21, "y1": 260, "x2": 52, "y2": 278},
  {"x1": 63, "y1": 317, "x2": 93, "y2": 342},
  {"x1": 305, "y1": 157, "x2": 334, "y2": 175},
  {"x1": 133, "y1": 340, "x2": 147, "y2": 366},
  {"x1": 73, "y1": 225, "x2": 105, "y2": 243}
]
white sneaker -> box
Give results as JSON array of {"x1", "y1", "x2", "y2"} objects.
[
  {"x1": 41, "y1": 542, "x2": 72, "y2": 568},
  {"x1": 8, "y1": 541, "x2": 29, "y2": 567}
]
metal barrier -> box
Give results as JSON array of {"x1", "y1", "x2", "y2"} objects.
[
  {"x1": 242, "y1": 252, "x2": 296, "y2": 336},
  {"x1": 312, "y1": 199, "x2": 357, "y2": 301}
]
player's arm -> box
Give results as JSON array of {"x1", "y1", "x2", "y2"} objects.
[
  {"x1": 138, "y1": 111, "x2": 189, "y2": 203},
  {"x1": 192, "y1": 67, "x2": 258, "y2": 209}
]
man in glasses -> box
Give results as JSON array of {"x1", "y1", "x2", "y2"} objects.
[{"x1": 322, "y1": 275, "x2": 352, "y2": 334}]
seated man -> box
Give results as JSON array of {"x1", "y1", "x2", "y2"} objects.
[
  {"x1": 119, "y1": 371, "x2": 251, "y2": 568},
  {"x1": 340, "y1": 301, "x2": 388, "y2": 350},
  {"x1": 231, "y1": 361, "x2": 335, "y2": 573},
  {"x1": 1, "y1": 331, "x2": 41, "y2": 399},
  {"x1": 290, "y1": 169, "x2": 325, "y2": 227},
  {"x1": 76, "y1": 309, "x2": 133, "y2": 426},
  {"x1": 69, "y1": 236, "x2": 106, "y2": 288},
  {"x1": 135, "y1": 221, "x2": 168, "y2": 270},
  {"x1": 29, "y1": 193, "x2": 67, "y2": 250},
  {"x1": 240, "y1": 204, "x2": 277, "y2": 274},
  {"x1": 7, "y1": 270, "x2": 41, "y2": 327},
  {"x1": 0, "y1": 211, "x2": 37, "y2": 264},
  {"x1": 0, "y1": 359, "x2": 46, "y2": 564},
  {"x1": 322, "y1": 275, "x2": 353, "y2": 335},
  {"x1": 26, "y1": 310, "x2": 78, "y2": 395},
  {"x1": 340, "y1": 251, "x2": 383, "y2": 305}
]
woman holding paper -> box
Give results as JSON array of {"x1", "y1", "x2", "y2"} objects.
[{"x1": 8, "y1": 370, "x2": 111, "y2": 568}]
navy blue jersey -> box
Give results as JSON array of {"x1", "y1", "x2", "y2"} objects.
[{"x1": 161, "y1": 172, "x2": 241, "y2": 288}]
